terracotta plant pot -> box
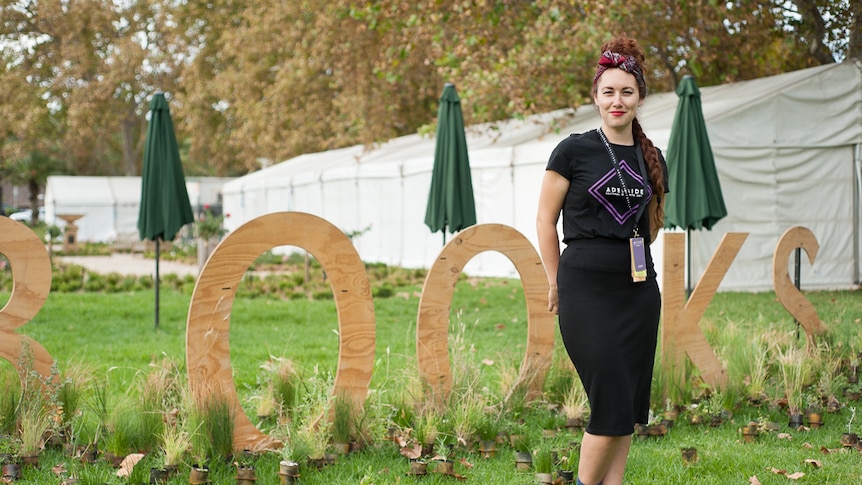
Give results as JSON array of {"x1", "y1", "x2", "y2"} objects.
[
  {"x1": 408, "y1": 460, "x2": 427, "y2": 476},
  {"x1": 515, "y1": 451, "x2": 533, "y2": 471},
  {"x1": 1, "y1": 463, "x2": 22, "y2": 481},
  {"x1": 681, "y1": 447, "x2": 698, "y2": 465},
  {"x1": 80, "y1": 446, "x2": 99, "y2": 464},
  {"x1": 535, "y1": 472, "x2": 554, "y2": 484},
  {"x1": 807, "y1": 413, "x2": 823, "y2": 429},
  {"x1": 103, "y1": 451, "x2": 126, "y2": 468},
  {"x1": 479, "y1": 440, "x2": 496, "y2": 459},
  {"x1": 189, "y1": 465, "x2": 211, "y2": 484},
  {"x1": 741, "y1": 424, "x2": 759, "y2": 443},
  {"x1": 435, "y1": 459, "x2": 454, "y2": 475},
  {"x1": 20, "y1": 452, "x2": 39, "y2": 468},
  {"x1": 841, "y1": 432, "x2": 859, "y2": 447},
  {"x1": 278, "y1": 460, "x2": 300, "y2": 485},
  {"x1": 236, "y1": 465, "x2": 256, "y2": 485},
  {"x1": 564, "y1": 417, "x2": 583, "y2": 432},
  {"x1": 332, "y1": 442, "x2": 351, "y2": 455}
]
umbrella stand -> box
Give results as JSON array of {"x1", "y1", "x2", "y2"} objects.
[{"x1": 155, "y1": 238, "x2": 160, "y2": 329}]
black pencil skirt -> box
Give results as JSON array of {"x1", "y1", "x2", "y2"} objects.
[{"x1": 556, "y1": 239, "x2": 661, "y2": 436}]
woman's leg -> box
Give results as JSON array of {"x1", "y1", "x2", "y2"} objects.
[
  {"x1": 600, "y1": 434, "x2": 632, "y2": 485},
  {"x1": 577, "y1": 432, "x2": 631, "y2": 485}
]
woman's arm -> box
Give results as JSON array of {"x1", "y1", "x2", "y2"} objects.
[{"x1": 536, "y1": 170, "x2": 569, "y2": 314}]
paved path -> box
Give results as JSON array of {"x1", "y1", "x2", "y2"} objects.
[{"x1": 57, "y1": 253, "x2": 199, "y2": 277}]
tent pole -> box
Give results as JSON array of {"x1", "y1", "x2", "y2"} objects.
[{"x1": 155, "y1": 238, "x2": 160, "y2": 330}]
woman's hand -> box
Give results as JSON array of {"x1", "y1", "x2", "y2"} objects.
[{"x1": 548, "y1": 286, "x2": 559, "y2": 314}]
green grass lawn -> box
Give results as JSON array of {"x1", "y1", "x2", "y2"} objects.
[{"x1": 2, "y1": 269, "x2": 861, "y2": 484}]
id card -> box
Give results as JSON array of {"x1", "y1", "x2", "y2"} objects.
[{"x1": 630, "y1": 237, "x2": 647, "y2": 282}]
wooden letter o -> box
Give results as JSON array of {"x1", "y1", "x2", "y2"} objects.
[
  {"x1": 0, "y1": 218, "x2": 55, "y2": 381},
  {"x1": 417, "y1": 224, "x2": 555, "y2": 403},
  {"x1": 187, "y1": 212, "x2": 375, "y2": 451}
]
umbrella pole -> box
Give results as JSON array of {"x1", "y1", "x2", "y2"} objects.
[
  {"x1": 155, "y1": 238, "x2": 160, "y2": 330},
  {"x1": 686, "y1": 229, "x2": 692, "y2": 297}
]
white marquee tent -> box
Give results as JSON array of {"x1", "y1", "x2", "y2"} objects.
[
  {"x1": 45, "y1": 176, "x2": 234, "y2": 243},
  {"x1": 223, "y1": 61, "x2": 862, "y2": 292}
]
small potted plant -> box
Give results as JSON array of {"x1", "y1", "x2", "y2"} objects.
[
  {"x1": 680, "y1": 446, "x2": 698, "y2": 465},
  {"x1": 741, "y1": 421, "x2": 760, "y2": 443},
  {"x1": 432, "y1": 436, "x2": 455, "y2": 475},
  {"x1": 557, "y1": 447, "x2": 578, "y2": 483},
  {"x1": 151, "y1": 425, "x2": 187, "y2": 483},
  {"x1": 540, "y1": 412, "x2": 561, "y2": 439},
  {"x1": 805, "y1": 393, "x2": 824, "y2": 429},
  {"x1": 0, "y1": 435, "x2": 22, "y2": 481},
  {"x1": 561, "y1": 384, "x2": 588, "y2": 431},
  {"x1": 331, "y1": 393, "x2": 354, "y2": 455},
  {"x1": 841, "y1": 406, "x2": 858, "y2": 447},
  {"x1": 476, "y1": 413, "x2": 500, "y2": 458},
  {"x1": 235, "y1": 456, "x2": 257, "y2": 485},
  {"x1": 278, "y1": 429, "x2": 313, "y2": 485},
  {"x1": 19, "y1": 409, "x2": 50, "y2": 468},
  {"x1": 513, "y1": 432, "x2": 534, "y2": 471},
  {"x1": 533, "y1": 445, "x2": 554, "y2": 484}
]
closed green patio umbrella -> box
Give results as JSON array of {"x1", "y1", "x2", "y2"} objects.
[
  {"x1": 138, "y1": 92, "x2": 194, "y2": 329},
  {"x1": 424, "y1": 83, "x2": 476, "y2": 244},
  {"x1": 664, "y1": 75, "x2": 728, "y2": 293}
]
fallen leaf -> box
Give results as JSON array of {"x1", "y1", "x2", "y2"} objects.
[
  {"x1": 116, "y1": 453, "x2": 145, "y2": 477},
  {"x1": 802, "y1": 442, "x2": 813, "y2": 449},
  {"x1": 787, "y1": 472, "x2": 805, "y2": 479},
  {"x1": 777, "y1": 433, "x2": 793, "y2": 440},
  {"x1": 458, "y1": 457, "x2": 474, "y2": 468},
  {"x1": 749, "y1": 476, "x2": 762, "y2": 485},
  {"x1": 52, "y1": 463, "x2": 67, "y2": 476},
  {"x1": 482, "y1": 359, "x2": 495, "y2": 366},
  {"x1": 399, "y1": 443, "x2": 422, "y2": 460},
  {"x1": 804, "y1": 459, "x2": 822, "y2": 468},
  {"x1": 820, "y1": 446, "x2": 832, "y2": 454},
  {"x1": 495, "y1": 324, "x2": 506, "y2": 330},
  {"x1": 770, "y1": 467, "x2": 787, "y2": 475}
]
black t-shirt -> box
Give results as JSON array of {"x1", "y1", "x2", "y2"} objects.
[{"x1": 546, "y1": 129, "x2": 666, "y2": 245}]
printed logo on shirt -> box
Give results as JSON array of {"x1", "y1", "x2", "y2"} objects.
[{"x1": 588, "y1": 159, "x2": 653, "y2": 225}]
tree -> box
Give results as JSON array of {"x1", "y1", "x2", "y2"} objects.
[
  {"x1": 0, "y1": 0, "x2": 180, "y2": 177},
  {"x1": 1, "y1": 0, "x2": 857, "y2": 181}
]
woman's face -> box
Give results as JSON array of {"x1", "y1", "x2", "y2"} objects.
[{"x1": 593, "y1": 68, "x2": 643, "y2": 135}]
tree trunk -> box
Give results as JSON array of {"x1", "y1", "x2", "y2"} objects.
[
  {"x1": 850, "y1": 1, "x2": 862, "y2": 61},
  {"x1": 795, "y1": 0, "x2": 837, "y2": 64},
  {"x1": 28, "y1": 178, "x2": 40, "y2": 224},
  {"x1": 121, "y1": 111, "x2": 138, "y2": 176}
]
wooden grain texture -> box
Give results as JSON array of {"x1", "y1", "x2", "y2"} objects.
[
  {"x1": 661, "y1": 232, "x2": 748, "y2": 388},
  {"x1": 416, "y1": 224, "x2": 554, "y2": 404},
  {"x1": 772, "y1": 226, "x2": 826, "y2": 339},
  {"x1": 0, "y1": 218, "x2": 55, "y2": 382},
  {"x1": 186, "y1": 212, "x2": 375, "y2": 451}
]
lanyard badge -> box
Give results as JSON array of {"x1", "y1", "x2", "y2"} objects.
[{"x1": 597, "y1": 129, "x2": 649, "y2": 283}]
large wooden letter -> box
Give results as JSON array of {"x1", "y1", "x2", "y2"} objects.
[
  {"x1": 0, "y1": 219, "x2": 54, "y2": 381},
  {"x1": 661, "y1": 232, "x2": 748, "y2": 388},
  {"x1": 187, "y1": 212, "x2": 375, "y2": 451},
  {"x1": 417, "y1": 224, "x2": 555, "y2": 404},
  {"x1": 772, "y1": 226, "x2": 826, "y2": 338}
]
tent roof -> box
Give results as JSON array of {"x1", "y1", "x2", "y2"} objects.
[{"x1": 225, "y1": 60, "x2": 861, "y2": 195}]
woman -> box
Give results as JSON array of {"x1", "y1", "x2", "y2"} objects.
[{"x1": 536, "y1": 35, "x2": 667, "y2": 485}]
